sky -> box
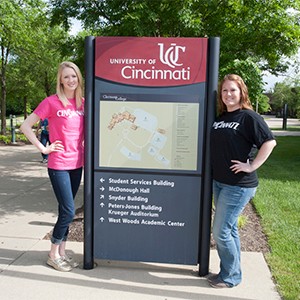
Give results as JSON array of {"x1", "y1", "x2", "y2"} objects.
[
  {"x1": 70, "y1": 18, "x2": 82, "y2": 35},
  {"x1": 262, "y1": 49, "x2": 299, "y2": 92},
  {"x1": 263, "y1": 73, "x2": 286, "y2": 92}
]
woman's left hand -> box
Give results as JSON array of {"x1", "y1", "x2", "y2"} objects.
[{"x1": 230, "y1": 159, "x2": 254, "y2": 174}]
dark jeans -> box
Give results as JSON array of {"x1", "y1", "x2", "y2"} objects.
[
  {"x1": 48, "y1": 167, "x2": 83, "y2": 245},
  {"x1": 40, "y1": 132, "x2": 49, "y2": 159}
]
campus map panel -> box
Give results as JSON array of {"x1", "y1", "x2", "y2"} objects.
[{"x1": 99, "y1": 99, "x2": 199, "y2": 171}]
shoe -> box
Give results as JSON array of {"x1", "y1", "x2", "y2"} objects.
[
  {"x1": 47, "y1": 256, "x2": 72, "y2": 272},
  {"x1": 209, "y1": 276, "x2": 232, "y2": 288},
  {"x1": 61, "y1": 254, "x2": 79, "y2": 268},
  {"x1": 42, "y1": 158, "x2": 48, "y2": 164},
  {"x1": 207, "y1": 273, "x2": 219, "y2": 283}
]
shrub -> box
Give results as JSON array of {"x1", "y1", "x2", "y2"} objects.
[{"x1": 0, "y1": 135, "x2": 11, "y2": 144}]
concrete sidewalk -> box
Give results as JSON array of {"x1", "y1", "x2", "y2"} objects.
[
  {"x1": 0, "y1": 145, "x2": 281, "y2": 300},
  {"x1": 263, "y1": 116, "x2": 300, "y2": 136}
]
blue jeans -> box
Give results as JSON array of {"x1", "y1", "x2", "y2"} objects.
[
  {"x1": 212, "y1": 180, "x2": 257, "y2": 287},
  {"x1": 48, "y1": 168, "x2": 82, "y2": 245}
]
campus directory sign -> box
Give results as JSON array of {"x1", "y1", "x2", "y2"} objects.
[{"x1": 84, "y1": 36, "x2": 220, "y2": 275}]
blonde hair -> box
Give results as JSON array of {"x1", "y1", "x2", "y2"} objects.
[
  {"x1": 56, "y1": 61, "x2": 83, "y2": 108},
  {"x1": 218, "y1": 74, "x2": 253, "y2": 115}
]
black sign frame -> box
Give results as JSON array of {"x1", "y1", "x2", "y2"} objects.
[{"x1": 83, "y1": 36, "x2": 220, "y2": 276}]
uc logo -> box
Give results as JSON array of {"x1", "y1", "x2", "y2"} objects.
[{"x1": 158, "y1": 43, "x2": 186, "y2": 68}]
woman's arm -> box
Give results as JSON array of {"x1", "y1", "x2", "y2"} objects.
[
  {"x1": 230, "y1": 139, "x2": 277, "y2": 174},
  {"x1": 20, "y1": 113, "x2": 47, "y2": 153},
  {"x1": 20, "y1": 113, "x2": 63, "y2": 154}
]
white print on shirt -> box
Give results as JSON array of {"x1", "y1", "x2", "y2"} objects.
[
  {"x1": 212, "y1": 121, "x2": 240, "y2": 130},
  {"x1": 57, "y1": 109, "x2": 84, "y2": 118}
]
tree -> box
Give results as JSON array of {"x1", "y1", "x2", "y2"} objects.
[
  {"x1": 1, "y1": 0, "x2": 72, "y2": 133},
  {"x1": 10, "y1": 23, "x2": 70, "y2": 117},
  {"x1": 0, "y1": 0, "x2": 46, "y2": 134},
  {"x1": 272, "y1": 81, "x2": 300, "y2": 117},
  {"x1": 48, "y1": 0, "x2": 299, "y2": 116},
  {"x1": 49, "y1": 0, "x2": 300, "y2": 74}
]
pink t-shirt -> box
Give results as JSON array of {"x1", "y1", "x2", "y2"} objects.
[{"x1": 34, "y1": 94, "x2": 84, "y2": 170}]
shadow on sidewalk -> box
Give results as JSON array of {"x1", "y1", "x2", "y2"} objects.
[{"x1": 0, "y1": 247, "x2": 251, "y2": 300}]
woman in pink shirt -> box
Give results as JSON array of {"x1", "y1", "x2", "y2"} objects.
[{"x1": 21, "y1": 62, "x2": 84, "y2": 272}]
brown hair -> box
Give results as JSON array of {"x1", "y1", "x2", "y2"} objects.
[{"x1": 218, "y1": 74, "x2": 253, "y2": 115}]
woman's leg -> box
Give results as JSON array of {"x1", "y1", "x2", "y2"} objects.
[
  {"x1": 59, "y1": 168, "x2": 82, "y2": 256},
  {"x1": 49, "y1": 243, "x2": 60, "y2": 260},
  {"x1": 59, "y1": 241, "x2": 67, "y2": 257},
  {"x1": 40, "y1": 133, "x2": 48, "y2": 160},
  {"x1": 48, "y1": 168, "x2": 82, "y2": 252},
  {"x1": 212, "y1": 181, "x2": 256, "y2": 287}
]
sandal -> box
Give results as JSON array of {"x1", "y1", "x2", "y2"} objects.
[
  {"x1": 61, "y1": 254, "x2": 79, "y2": 268},
  {"x1": 47, "y1": 256, "x2": 72, "y2": 272}
]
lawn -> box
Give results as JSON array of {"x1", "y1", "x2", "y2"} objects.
[{"x1": 254, "y1": 136, "x2": 300, "y2": 300}]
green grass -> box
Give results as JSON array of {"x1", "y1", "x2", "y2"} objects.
[
  {"x1": 254, "y1": 136, "x2": 300, "y2": 300},
  {"x1": 271, "y1": 127, "x2": 300, "y2": 132}
]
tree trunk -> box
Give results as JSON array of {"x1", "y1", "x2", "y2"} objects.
[
  {"x1": 1, "y1": 72, "x2": 7, "y2": 135},
  {"x1": 24, "y1": 96, "x2": 28, "y2": 119},
  {"x1": 1, "y1": 44, "x2": 8, "y2": 135}
]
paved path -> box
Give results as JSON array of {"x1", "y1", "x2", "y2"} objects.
[
  {"x1": 263, "y1": 116, "x2": 300, "y2": 136},
  {"x1": 0, "y1": 145, "x2": 283, "y2": 299}
]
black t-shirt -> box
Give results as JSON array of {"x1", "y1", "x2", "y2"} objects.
[{"x1": 210, "y1": 109, "x2": 275, "y2": 187}]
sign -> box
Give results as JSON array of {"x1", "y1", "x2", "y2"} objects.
[
  {"x1": 95, "y1": 37, "x2": 207, "y2": 86},
  {"x1": 94, "y1": 172, "x2": 201, "y2": 264},
  {"x1": 84, "y1": 36, "x2": 220, "y2": 275}
]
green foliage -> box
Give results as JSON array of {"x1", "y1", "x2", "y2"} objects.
[
  {"x1": 6, "y1": 18, "x2": 71, "y2": 108},
  {"x1": 272, "y1": 81, "x2": 300, "y2": 117},
  {"x1": 50, "y1": 0, "x2": 203, "y2": 37},
  {"x1": 1, "y1": 0, "x2": 76, "y2": 133},
  {"x1": 16, "y1": 133, "x2": 28, "y2": 142},
  {"x1": 65, "y1": 31, "x2": 93, "y2": 74},
  {"x1": 255, "y1": 136, "x2": 300, "y2": 300},
  {"x1": 0, "y1": 0, "x2": 47, "y2": 132},
  {"x1": 49, "y1": 0, "x2": 300, "y2": 73},
  {"x1": 238, "y1": 215, "x2": 247, "y2": 229},
  {"x1": 26, "y1": 102, "x2": 32, "y2": 115},
  {"x1": 0, "y1": 135, "x2": 11, "y2": 144},
  {"x1": 1, "y1": 1, "x2": 299, "y2": 125},
  {"x1": 0, "y1": 133, "x2": 28, "y2": 144},
  {"x1": 257, "y1": 94, "x2": 272, "y2": 114},
  {"x1": 49, "y1": 0, "x2": 300, "y2": 116}
]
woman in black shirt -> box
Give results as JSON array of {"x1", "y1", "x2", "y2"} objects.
[{"x1": 208, "y1": 74, "x2": 276, "y2": 288}]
